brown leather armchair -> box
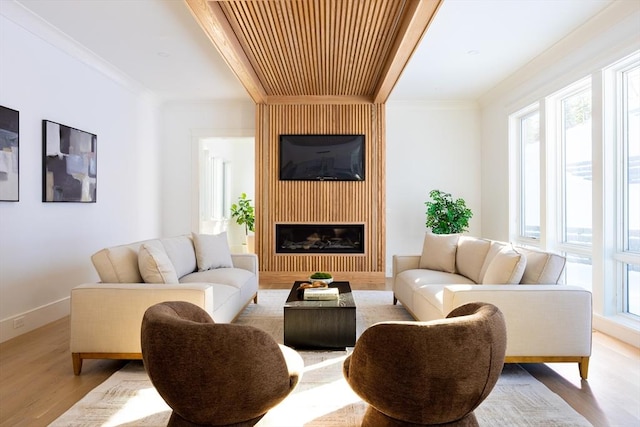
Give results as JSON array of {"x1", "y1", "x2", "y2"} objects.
[
  {"x1": 141, "y1": 301, "x2": 303, "y2": 427},
  {"x1": 343, "y1": 302, "x2": 507, "y2": 426}
]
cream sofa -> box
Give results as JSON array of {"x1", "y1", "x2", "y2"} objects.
[
  {"x1": 393, "y1": 233, "x2": 592, "y2": 379},
  {"x1": 70, "y1": 233, "x2": 258, "y2": 375}
]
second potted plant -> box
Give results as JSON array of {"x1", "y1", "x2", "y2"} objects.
[
  {"x1": 425, "y1": 189, "x2": 473, "y2": 234},
  {"x1": 230, "y1": 192, "x2": 255, "y2": 252}
]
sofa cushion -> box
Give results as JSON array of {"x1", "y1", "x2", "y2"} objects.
[
  {"x1": 413, "y1": 285, "x2": 448, "y2": 318},
  {"x1": 478, "y1": 241, "x2": 507, "y2": 282},
  {"x1": 419, "y1": 232, "x2": 459, "y2": 273},
  {"x1": 455, "y1": 236, "x2": 492, "y2": 283},
  {"x1": 182, "y1": 267, "x2": 257, "y2": 306},
  {"x1": 160, "y1": 235, "x2": 197, "y2": 278},
  {"x1": 192, "y1": 232, "x2": 234, "y2": 271},
  {"x1": 518, "y1": 247, "x2": 566, "y2": 284},
  {"x1": 138, "y1": 244, "x2": 179, "y2": 284},
  {"x1": 91, "y1": 241, "x2": 151, "y2": 283},
  {"x1": 482, "y1": 246, "x2": 527, "y2": 284},
  {"x1": 181, "y1": 268, "x2": 254, "y2": 290}
]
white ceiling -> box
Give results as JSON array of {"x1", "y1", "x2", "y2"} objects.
[{"x1": 13, "y1": 0, "x2": 615, "y2": 103}]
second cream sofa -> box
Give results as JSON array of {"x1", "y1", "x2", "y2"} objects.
[
  {"x1": 393, "y1": 233, "x2": 592, "y2": 379},
  {"x1": 70, "y1": 233, "x2": 258, "y2": 374}
]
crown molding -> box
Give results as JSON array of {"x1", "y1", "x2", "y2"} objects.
[{"x1": 1, "y1": 0, "x2": 157, "y2": 101}]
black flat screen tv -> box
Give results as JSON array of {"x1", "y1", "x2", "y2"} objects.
[{"x1": 279, "y1": 134, "x2": 365, "y2": 181}]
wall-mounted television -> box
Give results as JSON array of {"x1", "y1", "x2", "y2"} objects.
[{"x1": 279, "y1": 134, "x2": 365, "y2": 181}]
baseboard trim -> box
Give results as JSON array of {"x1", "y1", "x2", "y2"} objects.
[
  {"x1": 593, "y1": 314, "x2": 640, "y2": 348},
  {"x1": 0, "y1": 297, "x2": 70, "y2": 343}
]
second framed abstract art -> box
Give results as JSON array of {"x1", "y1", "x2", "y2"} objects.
[{"x1": 42, "y1": 120, "x2": 97, "y2": 203}]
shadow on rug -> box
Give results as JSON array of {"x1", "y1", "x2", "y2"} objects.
[{"x1": 50, "y1": 290, "x2": 591, "y2": 427}]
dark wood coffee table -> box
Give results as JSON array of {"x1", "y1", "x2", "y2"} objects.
[{"x1": 284, "y1": 281, "x2": 356, "y2": 350}]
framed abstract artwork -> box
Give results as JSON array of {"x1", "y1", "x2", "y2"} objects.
[
  {"x1": 42, "y1": 120, "x2": 97, "y2": 202},
  {"x1": 0, "y1": 106, "x2": 19, "y2": 202}
]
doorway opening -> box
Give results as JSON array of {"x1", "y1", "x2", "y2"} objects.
[{"x1": 197, "y1": 136, "x2": 254, "y2": 252}]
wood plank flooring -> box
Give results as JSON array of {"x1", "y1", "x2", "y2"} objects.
[{"x1": 0, "y1": 282, "x2": 638, "y2": 427}]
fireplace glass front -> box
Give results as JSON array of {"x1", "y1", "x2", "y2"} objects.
[{"x1": 276, "y1": 224, "x2": 364, "y2": 254}]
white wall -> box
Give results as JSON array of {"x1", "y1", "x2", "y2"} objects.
[
  {"x1": 0, "y1": 6, "x2": 162, "y2": 341},
  {"x1": 385, "y1": 101, "x2": 481, "y2": 276},
  {"x1": 160, "y1": 101, "x2": 255, "y2": 238}
]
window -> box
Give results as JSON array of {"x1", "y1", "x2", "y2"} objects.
[
  {"x1": 559, "y1": 84, "x2": 593, "y2": 246},
  {"x1": 541, "y1": 78, "x2": 594, "y2": 292},
  {"x1": 199, "y1": 150, "x2": 230, "y2": 235},
  {"x1": 624, "y1": 264, "x2": 639, "y2": 316},
  {"x1": 610, "y1": 54, "x2": 640, "y2": 317},
  {"x1": 564, "y1": 254, "x2": 593, "y2": 292},
  {"x1": 621, "y1": 65, "x2": 639, "y2": 255},
  {"x1": 510, "y1": 50, "x2": 640, "y2": 337},
  {"x1": 516, "y1": 107, "x2": 541, "y2": 240}
]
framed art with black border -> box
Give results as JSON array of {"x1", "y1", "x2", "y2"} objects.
[{"x1": 42, "y1": 120, "x2": 97, "y2": 203}]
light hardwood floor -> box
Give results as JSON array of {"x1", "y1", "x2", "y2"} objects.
[{"x1": 1, "y1": 282, "x2": 639, "y2": 427}]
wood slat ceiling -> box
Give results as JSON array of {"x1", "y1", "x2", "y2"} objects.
[{"x1": 185, "y1": 0, "x2": 442, "y2": 104}]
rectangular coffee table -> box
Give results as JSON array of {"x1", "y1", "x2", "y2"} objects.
[{"x1": 284, "y1": 281, "x2": 356, "y2": 350}]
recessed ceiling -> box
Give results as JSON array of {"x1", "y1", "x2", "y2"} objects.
[
  {"x1": 11, "y1": 0, "x2": 615, "y2": 103},
  {"x1": 185, "y1": 0, "x2": 441, "y2": 103}
]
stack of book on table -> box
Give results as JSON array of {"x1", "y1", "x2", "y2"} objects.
[{"x1": 303, "y1": 287, "x2": 339, "y2": 300}]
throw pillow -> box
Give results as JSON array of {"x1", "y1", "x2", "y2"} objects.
[
  {"x1": 138, "y1": 244, "x2": 179, "y2": 284},
  {"x1": 192, "y1": 232, "x2": 234, "y2": 271},
  {"x1": 482, "y1": 245, "x2": 527, "y2": 285},
  {"x1": 419, "y1": 232, "x2": 460, "y2": 274},
  {"x1": 478, "y1": 241, "x2": 507, "y2": 282}
]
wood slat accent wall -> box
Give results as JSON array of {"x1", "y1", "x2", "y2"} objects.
[{"x1": 256, "y1": 103, "x2": 385, "y2": 284}]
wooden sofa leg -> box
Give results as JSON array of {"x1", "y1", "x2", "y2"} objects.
[
  {"x1": 393, "y1": 295, "x2": 398, "y2": 305},
  {"x1": 253, "y1": 293, "x2": 258, "y2": 304},
  {"x1": 72, "y1": 353, "x2": 83, "y2": 376},
  {"x1": 579, "y1": 357, "x2": 590, "y2": 380}
]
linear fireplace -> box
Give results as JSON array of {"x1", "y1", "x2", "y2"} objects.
[{"x1": 276, "y1": 224, "x2": 364, "y2": 254}]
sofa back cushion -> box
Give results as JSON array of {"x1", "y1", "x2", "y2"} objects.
[
  {"x1": 419, "y1": 232, "x2": 459, "y2": 273},
  {"x1": 455, "y1": 236, "x2": 492, "y2": 283},
  {"x1": 517, "y1": 247, "x2": 566, "y2": 284},
  {"x1": 482, "y1": 245, "x2": 527, "y2": 284},
  {"x1": 91, "y1": 241, "x2": 154, "y2": 283},
  {"x1": 159, "y1": 235, "x2": 197, "y2": 278},
  {"x1": 478, "y1": 241, "x2": 507, "y2": 283},
  {"x1": 91, "y1": 235, "x2": 196, "y2": 283},
  {"x1": 192, "y1": 232, "x2": 234, "y2": 271}
]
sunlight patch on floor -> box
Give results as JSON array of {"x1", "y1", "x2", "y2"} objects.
[
  {"x1": 104, "y1": 386, "x2": 169, "y2": 427},
  {"x1": 258, "y1": 378, "x2": 362, "y2": 426},
  {"x1": 257, "y1": 353, "x2": 363, "y2": 426}
]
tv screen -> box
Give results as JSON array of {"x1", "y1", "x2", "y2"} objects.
[{"x1": 279, "y1": 134, "x2": 365, "y2": 181}]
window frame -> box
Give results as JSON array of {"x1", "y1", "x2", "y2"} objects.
[
  {"x1": 510, "y1": 103, "x2": 542, "y2": 248},
  {"x1": 605, "y1": 51, "x2": 640, "y2": 318}
]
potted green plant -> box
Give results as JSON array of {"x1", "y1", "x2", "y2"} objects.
[
  {"x1": 425, "y1": 189, "x2": 473, "y2": 234},
  {"x1": 230, "y1": 193, "x2": 255, "y2": 251}
]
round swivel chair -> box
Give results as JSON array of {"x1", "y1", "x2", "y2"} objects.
[
  {"x1": 343, "y1": 302, "x2": 507, "y2": 426},
  {"x1": 141, "y1": 301, "x2": 303, "y2": 427}
]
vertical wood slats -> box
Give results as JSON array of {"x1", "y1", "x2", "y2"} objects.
[
  {"x1": 255, "y1": 103, "x2": 385, "y2": 277},
  {"x1": 219, "y1": 0, "x2": 408, "y2": 97}
]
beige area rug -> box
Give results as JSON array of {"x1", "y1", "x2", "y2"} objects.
[{"x1": 51, "y1": 290, "x2": 592, "y2": 427}]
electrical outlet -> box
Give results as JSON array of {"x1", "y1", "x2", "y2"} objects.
[{"x1": 13, "y1": 316, "x2": 25, "y2": 329}]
